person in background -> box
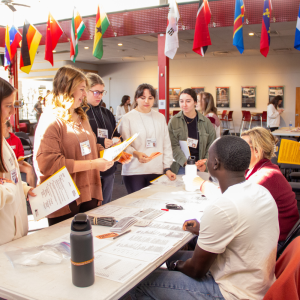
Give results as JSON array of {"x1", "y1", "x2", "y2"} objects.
[
  {"x1": 0, "y1": 78, "x2": 36, "y2": 246},
  {"x1": 4, "y1": 120, "x2": 36, "y2": 188},
  {"x1": 43, "y1": 90, "x2": 51, "y2": 106},
  {"x1": 198, "y1": 92, "x2": 221, "y2": 138},
  {"x1": 130, "y1": 136, "x2": 279, "y2": 300},
  {"x1": 85, "y1": 73, "x2": 131, "y2": 205},
  {"x1": 34, "y1": 96, "x2": 43, "y2": 122},
  {"x1": 116, "y1": 95, "x2": 131, "y2": 122},
  {"x1": 168, "y1": 88, "x2": 216, "y2": 174},
  {"x1": 34, "y1": 65, "x2": 114, "y2": 226},
  {"x1": 119, "y1": 83, "x2": 176, "y2": 194},
  {"x1": 267, "y1": 95, "x2": 284, "y2": 132}
]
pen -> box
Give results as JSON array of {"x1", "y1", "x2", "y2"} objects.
[{"x1": 113, "y1": 229, "x2": 131, "y2": 239}]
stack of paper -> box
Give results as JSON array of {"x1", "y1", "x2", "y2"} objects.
[{"x1": 110, "y1": 217, "x2": 138, "y2": 233}]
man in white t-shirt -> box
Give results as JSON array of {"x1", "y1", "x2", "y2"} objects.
[{"x1": 130, "y1": 136, "x2": 279, "y2": 300}]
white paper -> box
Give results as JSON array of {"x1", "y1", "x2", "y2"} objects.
[
  {"x1": 131, "y1": 208, "x2": 165, "y2": 220},
  {"x1": 29, "y1": 167, "x2": 80, "y2": 221},
  {"x1": 127, "y1": 198, "x2": 171, "y2": 210},
  {"x1": 102, "y1": 133, "x2": 139, "y2": 161},
  {"x1": 179, "y1": 140, "x2": 190, "y2": 159},
  {"x1": 151, "y1": 175, "x2": 184, "y2": 188},
  {"x1": 89, "y1": 205, "x2": 140, "y2": 221},
  {"x1": 155, "y1": 210, "x2": 203, "y2": 225},
  {"x1": 94, "y1": 252, "x2": 149, "y2": 283}
]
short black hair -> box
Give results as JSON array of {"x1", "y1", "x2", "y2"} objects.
[
  {"x1": 180, "y1": 88, "x2": 197, "y2": 102},
  {"x1": 134, "y1": 83, "x2": 156, "y2": 100},
  {"x1": 214, "y1": 136, "x2": 251, "y2": 172}
]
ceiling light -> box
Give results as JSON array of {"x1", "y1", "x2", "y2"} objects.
[
  {"x1": 118, "y1": 43, "x2": 123, "y2": 46},
  {"x1": 84, "y1": 47, "x2": 89, "y2": 49},
  {"x1": 248, "y1": 32, "x2": 254, "y2": 36},
  {"x1": 52, "y1": 50, "x2": 56, "y2": 53}
]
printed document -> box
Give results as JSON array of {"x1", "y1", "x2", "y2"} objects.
[
  {"x1": 278, "y1": 139, "x2": 300, "y2": 165},
  {"x1": 179, "y1": 140, "x2": 190, "y2": 159},
  {"x1": 89, "y1": 205, "x2": 140, "y2": 221},
  {"x1": 150, "y1": 175, "x2": 184, "y2": 187}
]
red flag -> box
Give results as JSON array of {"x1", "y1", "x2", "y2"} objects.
[
  {"x1": 193, "y1": 0, "x2": 211, "y2": 57},
  {"x1": 260, "y1": 0, "x2": 272, "y2": 57},
  {"x1": 45, "y1": 13, "x2": 63, "y2": 66}
]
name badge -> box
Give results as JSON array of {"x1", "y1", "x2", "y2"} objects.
[
  {"x1": 98, "y1": 128, "x2": 108, "y2": 139},
  {"x1": 146, "y1": 138, "x2": 156, "y2": 148},
  {"x1": 187, "y1": 137, "x2": 198, "y2": 149},
  {"x1": 11, "y1": 168, "x2": 18, "y2": 184},
  {"x1": 80, "y1": 140, "x2": 91, "y2": 156}
]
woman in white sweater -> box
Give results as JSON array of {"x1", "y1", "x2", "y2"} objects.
[
  {"x1": 267, "y1": 95, "x2": 284, "y2": 132},
  {"x1": 119, "y1": 83, "x2": 176, "y2": 194},
  {"x1": 116, "y1": 95, "x2": 131, "y2": 122},
  {"x1": 0, "y1": 78, "x2": 35, "y2": 246}
]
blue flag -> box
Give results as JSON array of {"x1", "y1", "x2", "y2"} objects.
[
  {"x1": 233, "y1": 0, "x2": 245, "y2": 54},
  {"x1": 295, "y1": 4, "x2": 300, "y2": 51}
]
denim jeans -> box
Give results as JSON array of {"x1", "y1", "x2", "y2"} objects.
[
  {"x1": 101, "y1": 173, "x2": 115, "y2": 205},
  {"x1": 130, "y1": 251, "x2": 225, "y2": 300},
  {"x1": 177, "y1": 166, "x2": 185, "y2": 175}
]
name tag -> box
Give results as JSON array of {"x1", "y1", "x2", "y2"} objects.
[
  {"x1": 11, "y1": 168, "x2": 18, "y2": 184},
  {"x1": 80, "y1": 140, "x2": 91, "y2": 156},
  {"x1": 98, "y1": 128, "x2": 108, "y2": 139},
  {"x1": 146, "y1": 138, "x2": 156, "y2": 148},
  {"x1": 187, "y1": 137, "x2": 198, "y2": 149}
]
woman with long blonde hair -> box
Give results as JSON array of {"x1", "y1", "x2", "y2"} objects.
[{"x1": 34, "y1": 65, "x2": 114, "y2": 225}]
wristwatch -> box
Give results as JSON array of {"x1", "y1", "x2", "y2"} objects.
[
  {"x1": 169, "y1": 260, "x2": 180, "y2": 271},
  {"x1": 163, "y1": 168, "x2": 171, "y2": 174}
]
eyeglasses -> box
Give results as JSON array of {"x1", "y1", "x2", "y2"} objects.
[{"x1": 90, "y1": 90, "x2": 107, "y2": 97}]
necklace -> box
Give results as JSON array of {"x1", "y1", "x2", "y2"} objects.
[{"x1": 184, "y1": 114, "x2": 197, "y2": 125}]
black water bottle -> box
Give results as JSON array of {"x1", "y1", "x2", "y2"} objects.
[{"x1": 70, "y1": 213, "x2": 95, "y2": 287}]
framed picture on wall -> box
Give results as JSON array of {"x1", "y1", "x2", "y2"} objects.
[
  {"x1": 269, "y1": 86, "x2": 284, "y2": 108},
  {"x1": 153, "y1": 88, "x2": 158, "y2": 108},
  {"x1": 242, "y1": 86, "x2": 256, "y2": 108},
  {"x1": 191, "y1": 87, "x2": 205, "y2": 96},
  {"x1": 216, "y1": 87, "x2": 230, "y2": 108},
  {"x1": 169, "y1": 88, "x2": 181, "y2": 108}
]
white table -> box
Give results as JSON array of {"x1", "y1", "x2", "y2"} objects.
[
  {"x1": 272, "y1": 128, "x2": 300, "y2": 137},
  {"x1": 0, "y1": 174, "x2": 209, "y2": 300}
]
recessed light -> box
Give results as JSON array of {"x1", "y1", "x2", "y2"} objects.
[
  {"x1": 84, "y1": 47, "x2": 89, "y2": 49},
  {"x1": 52, "y1": 50, "x2": 56, "y2": 53},
  {"x1": 118, "y1": 43, "x2": 123, "y2": 46},
  {"x1": 249, "y1": 32, "x2": 255, "y2": 36}
]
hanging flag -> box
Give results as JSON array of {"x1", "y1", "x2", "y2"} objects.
[
  {"x1": 165, "y1": 0, "x2": 180, "y2": 59},
  {"x1": 233, "y1": 0, "x2": 245, "y2": 54},
  {"x1": 93, "y1": 5, "x2": 110, "y2": 60},
  {"x1": 70, "y1": 8, "x2": 86, "y2": 62},
  {"x1": 45, "y1": 13, "x2": 63, "y2": 66},
  {"x1": 4, "y1": 25, "x2": 22, "y2": 68},
  {"x1": 193, "y1": 0, "x2": 212, "y2": 57},
  {"x1": 294, "y1": 5, "x2": 300, "y2": 51},
  {"x1": 20, "y1": 20, "x2": 42, "y2": 74},
  {"x1": 260, "y1": 0, "x2": 272, "y2": 57}
]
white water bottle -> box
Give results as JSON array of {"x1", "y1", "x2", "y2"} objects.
[
  {"x1": 289, "y1": 121, "x2": 293, "y2": 130},
  {"x1": 183, "y1": 156, "x2": 199, "y2": 191}
]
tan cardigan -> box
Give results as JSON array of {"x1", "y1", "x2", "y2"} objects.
[{"x1": 34, "y1": 112, "x2": 104, "y2": 218}]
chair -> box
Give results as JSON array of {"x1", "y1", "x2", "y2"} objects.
[
  {"x1": 219, "y1": 110, "x2": 228, "y2": 131},
  {"x1": 172, "y1": 110, "x2": 180, "y2": 116},
  {"x1": 264, "y1": 237, "x2": 300, "y2": 300},
  {"x1": 240, "y1": 111, "x2": 251, "y2": 135},
  {"x1": 14, "y1": 132, "x2": 33, "y2": 163},
  {"x1": 290, "y1": 172, "x2": 300, "y2": 182},
  {"x1": 262, "y1": 111, "x2": 267, "y2": 128},
  {"x1": 226, "y1": 111, "x2": 236, "y2": 135}
]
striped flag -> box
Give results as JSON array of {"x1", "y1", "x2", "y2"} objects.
[
  {"x1": 164, "y1": 0, "x2": 180, "y2": 59},
  {"x1": 93, "y1": 5, "x2": 110, "y2": 60},
  {"x1": 193, "y1": 0, "x2": 211, "y2": 57},
  {"x1": 70, "y1": 8, "x2": 86, "y2": 62},
  {"x1": 260, "y1": 0, "x2": 272, "y2": 57},
  {"x1": 294, "y1": 4, "x2": 300, "y2": 51},
  {"x1": 233, "y1": 0, "x2": 245, "y2": 54},
  {"x1": 20, "y1": 20, "x2": 42, "y2": 74},
  {"x1": 4, "y1": 25, "x2": 22, "y2": 68}
]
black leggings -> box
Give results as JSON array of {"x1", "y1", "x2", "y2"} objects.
[
  {"x1": 123, "y1": 174, "x2": 162, "y2": 194},
  {"x1": 48, "y1": 198, "x2": 99, "y2": 226}
]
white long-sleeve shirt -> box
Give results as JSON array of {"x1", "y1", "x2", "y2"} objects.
[
  {"x1": 267, "y1": 104, "x2": 280, "y2": 128},
  {"x1": 0, "y1": 140, "x2": 31, "y2": 246},
  {"x1": 119, "y1": 109, "x2": 173, "y2": 176},
  {"x1": 116, "y1": 105, "x2": 131, "y2": 122}
]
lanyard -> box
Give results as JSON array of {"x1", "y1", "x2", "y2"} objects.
[
  {"x1": 71, "y1": 116, "x2": 90, "y2": 145},
  {"x1": 91, "y1": 105, "x2": 107, "y2": 130},
  {"x1": 185, "y1": 113, "x2": 199, "y2": 141},
  {"x1": 138, "y1": 110, "x2": 156, "y2": 140}
]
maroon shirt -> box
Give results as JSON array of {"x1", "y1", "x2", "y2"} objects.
[{"x1": 246, "y1": 159, "x2": 299, "y2": 241}]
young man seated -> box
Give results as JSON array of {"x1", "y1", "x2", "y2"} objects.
[
  {"x1": 130, "y1": 136, "x2": 279, "y2": 300},
  {"x1": 4, "y1": 121, "x2": 36, "y2": 187}
]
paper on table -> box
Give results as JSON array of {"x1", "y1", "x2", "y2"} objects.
[
  {"x1": 155, "y1": 210, "x2": 203, "y2": 225},
  {"x1": 278, "y1": 139, "x2": 300, "y2": 165},
  {"x1": 89, "y1": 205, "x2": 140, "y2": 221},
  {"x1": 131, "y1": 208, "x2": 165, "y2": 220},
  {"x1": 150, "y1": 174, "x2": 184, "y2": 188},
  {"x1": 29, "y1": 167, "x2": 80, "y2": 221},
  {"x1": 94, "y1": 252, "x2": 149, "y2": 283},
  {"x1": 127, "y1": 198, "x2": 173, "y2": 210},
  {"x1": 179, "y1": 140, "x2": 190, "y2": 159},
  {"x1": 100, "y1": 133, "x2": 139, "y2": 161}
]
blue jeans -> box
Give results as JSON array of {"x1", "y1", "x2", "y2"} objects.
[
  {"x1": 177, "y1": 166, "x2": 185, "y2": 175},
  {"x1": 130, "y1": 251, "x2": 225, "y2": 300},
  {"x1": 101, "y1": 173, "x2": 115, "y2": 205}
]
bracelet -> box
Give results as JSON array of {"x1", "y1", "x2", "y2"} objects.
[
  {"x1": 163, "y1": 168, "x2": 171, "y2": 174},
  {"x1": 199, "y1": 180, "x2": 207, "y2": 193}
]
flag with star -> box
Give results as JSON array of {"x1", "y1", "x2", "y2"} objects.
[
  {"x1": 260, "y1": 0, "x2": 272, "y2": 57},
  {"x1": 4, "y1": 25, "x2": 22, "y2": 69},
  {"x1": 70, "y1": 7, "x2": 86, "y2": 62},
  {"x1": 233, "y1": 0, "x2": 245, "y2": 54},
  {"x1": 93, "y1": 5, "x2": 110, "y2": 60}
]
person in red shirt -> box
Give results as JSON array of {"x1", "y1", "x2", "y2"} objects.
[{"x1": 4, "y1": 121, "x2": 36, "y2": 187}]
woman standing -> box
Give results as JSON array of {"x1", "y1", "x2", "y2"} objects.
[
  {"x1": 168, "y1": 88, "x2": 216, "y2": 174},
  {"x1": 34, "y1": 66, "x2": 114, "y2": 225},
  {"x1": 267, "y1": 95, "x2": 284, "y2": 132},
  {"x1": 85, "y1": 73, "x2": 130, "y2": 204},
  {"x1": 0, "y1": 78, "x2": 35, "y2": 245},
  {"x1": 116, "y1": 95, "x2": 131, "y2": 122},
  {"x1": 119, "y1": 83, "x2": 176, "y2": 194},
  {"x1": 198, "y1": 92, "x2": 221, "y2": 138}
]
